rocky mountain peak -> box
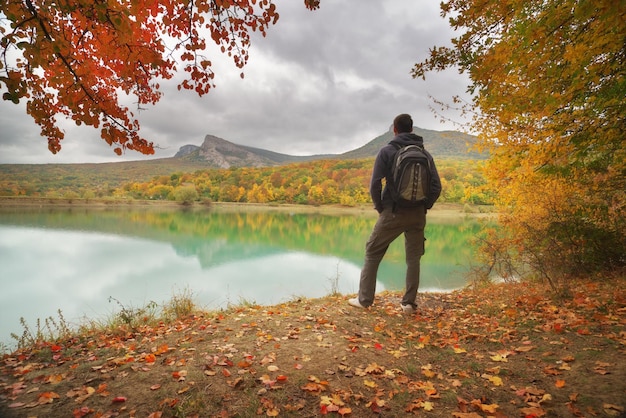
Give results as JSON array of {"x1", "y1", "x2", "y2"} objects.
[{"x1": 173, "y1": 129, "x2": 484, "y2": 169}]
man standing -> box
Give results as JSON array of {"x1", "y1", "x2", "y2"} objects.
[{"x1": 348, "y1": 114, "x2": 441, "y2": 313}]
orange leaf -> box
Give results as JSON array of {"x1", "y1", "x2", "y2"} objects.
[
  {"x1": 96, "y1": 383, "x2": 109, "y2": 395},
  {"x1": 338, "y1": 407, "x2": 352, "y2": 416},
  {"x1": 38, "y1": 391, "x2": 60, "y2": 404},
  {"x1": 520, "y1": 406, "x2": 546, "y2": 417},
  {"x1": 172, "y1": 370, "x2": 187, "y2": 381},
  {"x1": 237, "y1": 360, "x2": 252, "y2": 368},
  {"x1": 47, "y1": 374, "x2": 65, "y2": 384},
  {"x1": 155, "y1": 344, "x2": 169, "y2": 355},
  {"x1": 555, "y1": 379, "x2": 566, "y2": 388}
]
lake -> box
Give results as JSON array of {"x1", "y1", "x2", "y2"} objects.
[{"x1": 0, "y1": 204, "x2": 485, "y2": 349}]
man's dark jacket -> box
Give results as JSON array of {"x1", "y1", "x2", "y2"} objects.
[{"x1": 370, "y1": 132, "x2": 442, "y2": 213}]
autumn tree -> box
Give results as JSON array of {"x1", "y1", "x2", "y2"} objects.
[
  {"x1": 173, "y1": 184, "x2": 199, "y2": 205},
  {"x1": 0, "y1": 0, "x2": 318, "y2": 155},
  {"x1": 415, "y1": 0, "x2": 625, "y2": 284}
]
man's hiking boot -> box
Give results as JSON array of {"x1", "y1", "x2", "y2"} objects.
[
  {"x1": 401, "y1": 303, "x2": 417, "y2": 314},
  {"x1": 348, "y1": 297, "x2": 367, "y2": 309}
]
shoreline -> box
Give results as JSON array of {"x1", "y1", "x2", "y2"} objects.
[{"x1": 0, "y1": 196, "x2": 496, "y2": 219}]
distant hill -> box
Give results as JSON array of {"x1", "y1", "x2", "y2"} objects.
[
  {"x1": 340, "y1": 127, "x2": 483, "y2": 160},
  {"x1": 175, "y1": 127, "x2": 483, "y2": 168}
]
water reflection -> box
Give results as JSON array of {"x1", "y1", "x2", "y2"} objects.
[{"x1": 0, "y1": 206, "x2": 482, "y2": 347}]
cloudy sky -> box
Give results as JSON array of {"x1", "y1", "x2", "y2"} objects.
[{"x1": 0, "y1": 0, "x2": 471, "y2": 164}]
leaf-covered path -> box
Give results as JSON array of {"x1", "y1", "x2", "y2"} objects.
[{"x1": 1, "y1": 278, "x2": 625, "y2": 417}]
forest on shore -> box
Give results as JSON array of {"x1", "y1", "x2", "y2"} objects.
[{"x1": 0, "y1": 158, "x2": 492, "y2": 208}]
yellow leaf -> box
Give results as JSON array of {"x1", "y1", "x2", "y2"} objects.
[
  {"x1": 365, "y1": 363, "x2": 384, "y2": 374},
  {"x1": 423, "y1": 401, "x2": 434, "y2": 411},
  {"x1": 603, "y1": 404, "x2": 625, "y2": 415},
  {"x1": 479, "y1": 403, "x2": 499, "y2": 413},
  {"x1": 540, "y1": 393, "x2": 552, "y2": 403},
  {"x1": 331, "y1": 394, "x2": 345, "y2": 406},
  {"x1": 364, "y1": 379, "x2": 377, "y2": 388},
  {"x1": 489, "y1": 376, "x2": 503, "y2": 386}
]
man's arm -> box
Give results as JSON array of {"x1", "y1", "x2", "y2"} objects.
[
  {"x1": 370, "y1": 150, "x2": 388, "y2": 213},
  {"x1": 426, "y1": 159, "x2": 442, "y2": 209}
]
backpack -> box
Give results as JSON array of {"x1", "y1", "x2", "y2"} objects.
[{"x1": 389, "y1": 143, "x2": 432, "y2": 207}]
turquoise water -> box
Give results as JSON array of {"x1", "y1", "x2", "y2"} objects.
[{"x1": 0, "y1": 206, "x2": 484, "y2": 348}]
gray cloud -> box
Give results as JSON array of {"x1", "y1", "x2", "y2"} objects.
[{"x1": 0, "y1": 0, "x2": 470, "y2": 164}]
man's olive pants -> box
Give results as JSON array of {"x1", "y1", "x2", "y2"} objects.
[{"x1": 357, "y1": 205, "x2": 426, "y2": 308}]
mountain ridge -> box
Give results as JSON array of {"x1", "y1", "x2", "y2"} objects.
[{"x1": 175, "y1": 127, "x2": 483, "y2": 169}]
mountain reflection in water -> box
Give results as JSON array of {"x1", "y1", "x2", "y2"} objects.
[{"x1": 0, "y1": 206, "x2": 484, "y2": 347}]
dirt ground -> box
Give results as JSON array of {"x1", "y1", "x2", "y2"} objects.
[{"x1": 1, "y1": 276, "x2": 624, "y2": 417}]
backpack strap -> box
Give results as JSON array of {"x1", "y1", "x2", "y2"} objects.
[{"x1": 389, "y1": 142, "x2": 401, "y2": 212}]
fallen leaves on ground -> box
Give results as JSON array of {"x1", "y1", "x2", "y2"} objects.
[{"x1": 1, "y1": 277, "x2": 625, "y2": 417}]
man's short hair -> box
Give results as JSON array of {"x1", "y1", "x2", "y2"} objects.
[{"x1": 393, "y1": 114, "x2": 413, "y2": 133}]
